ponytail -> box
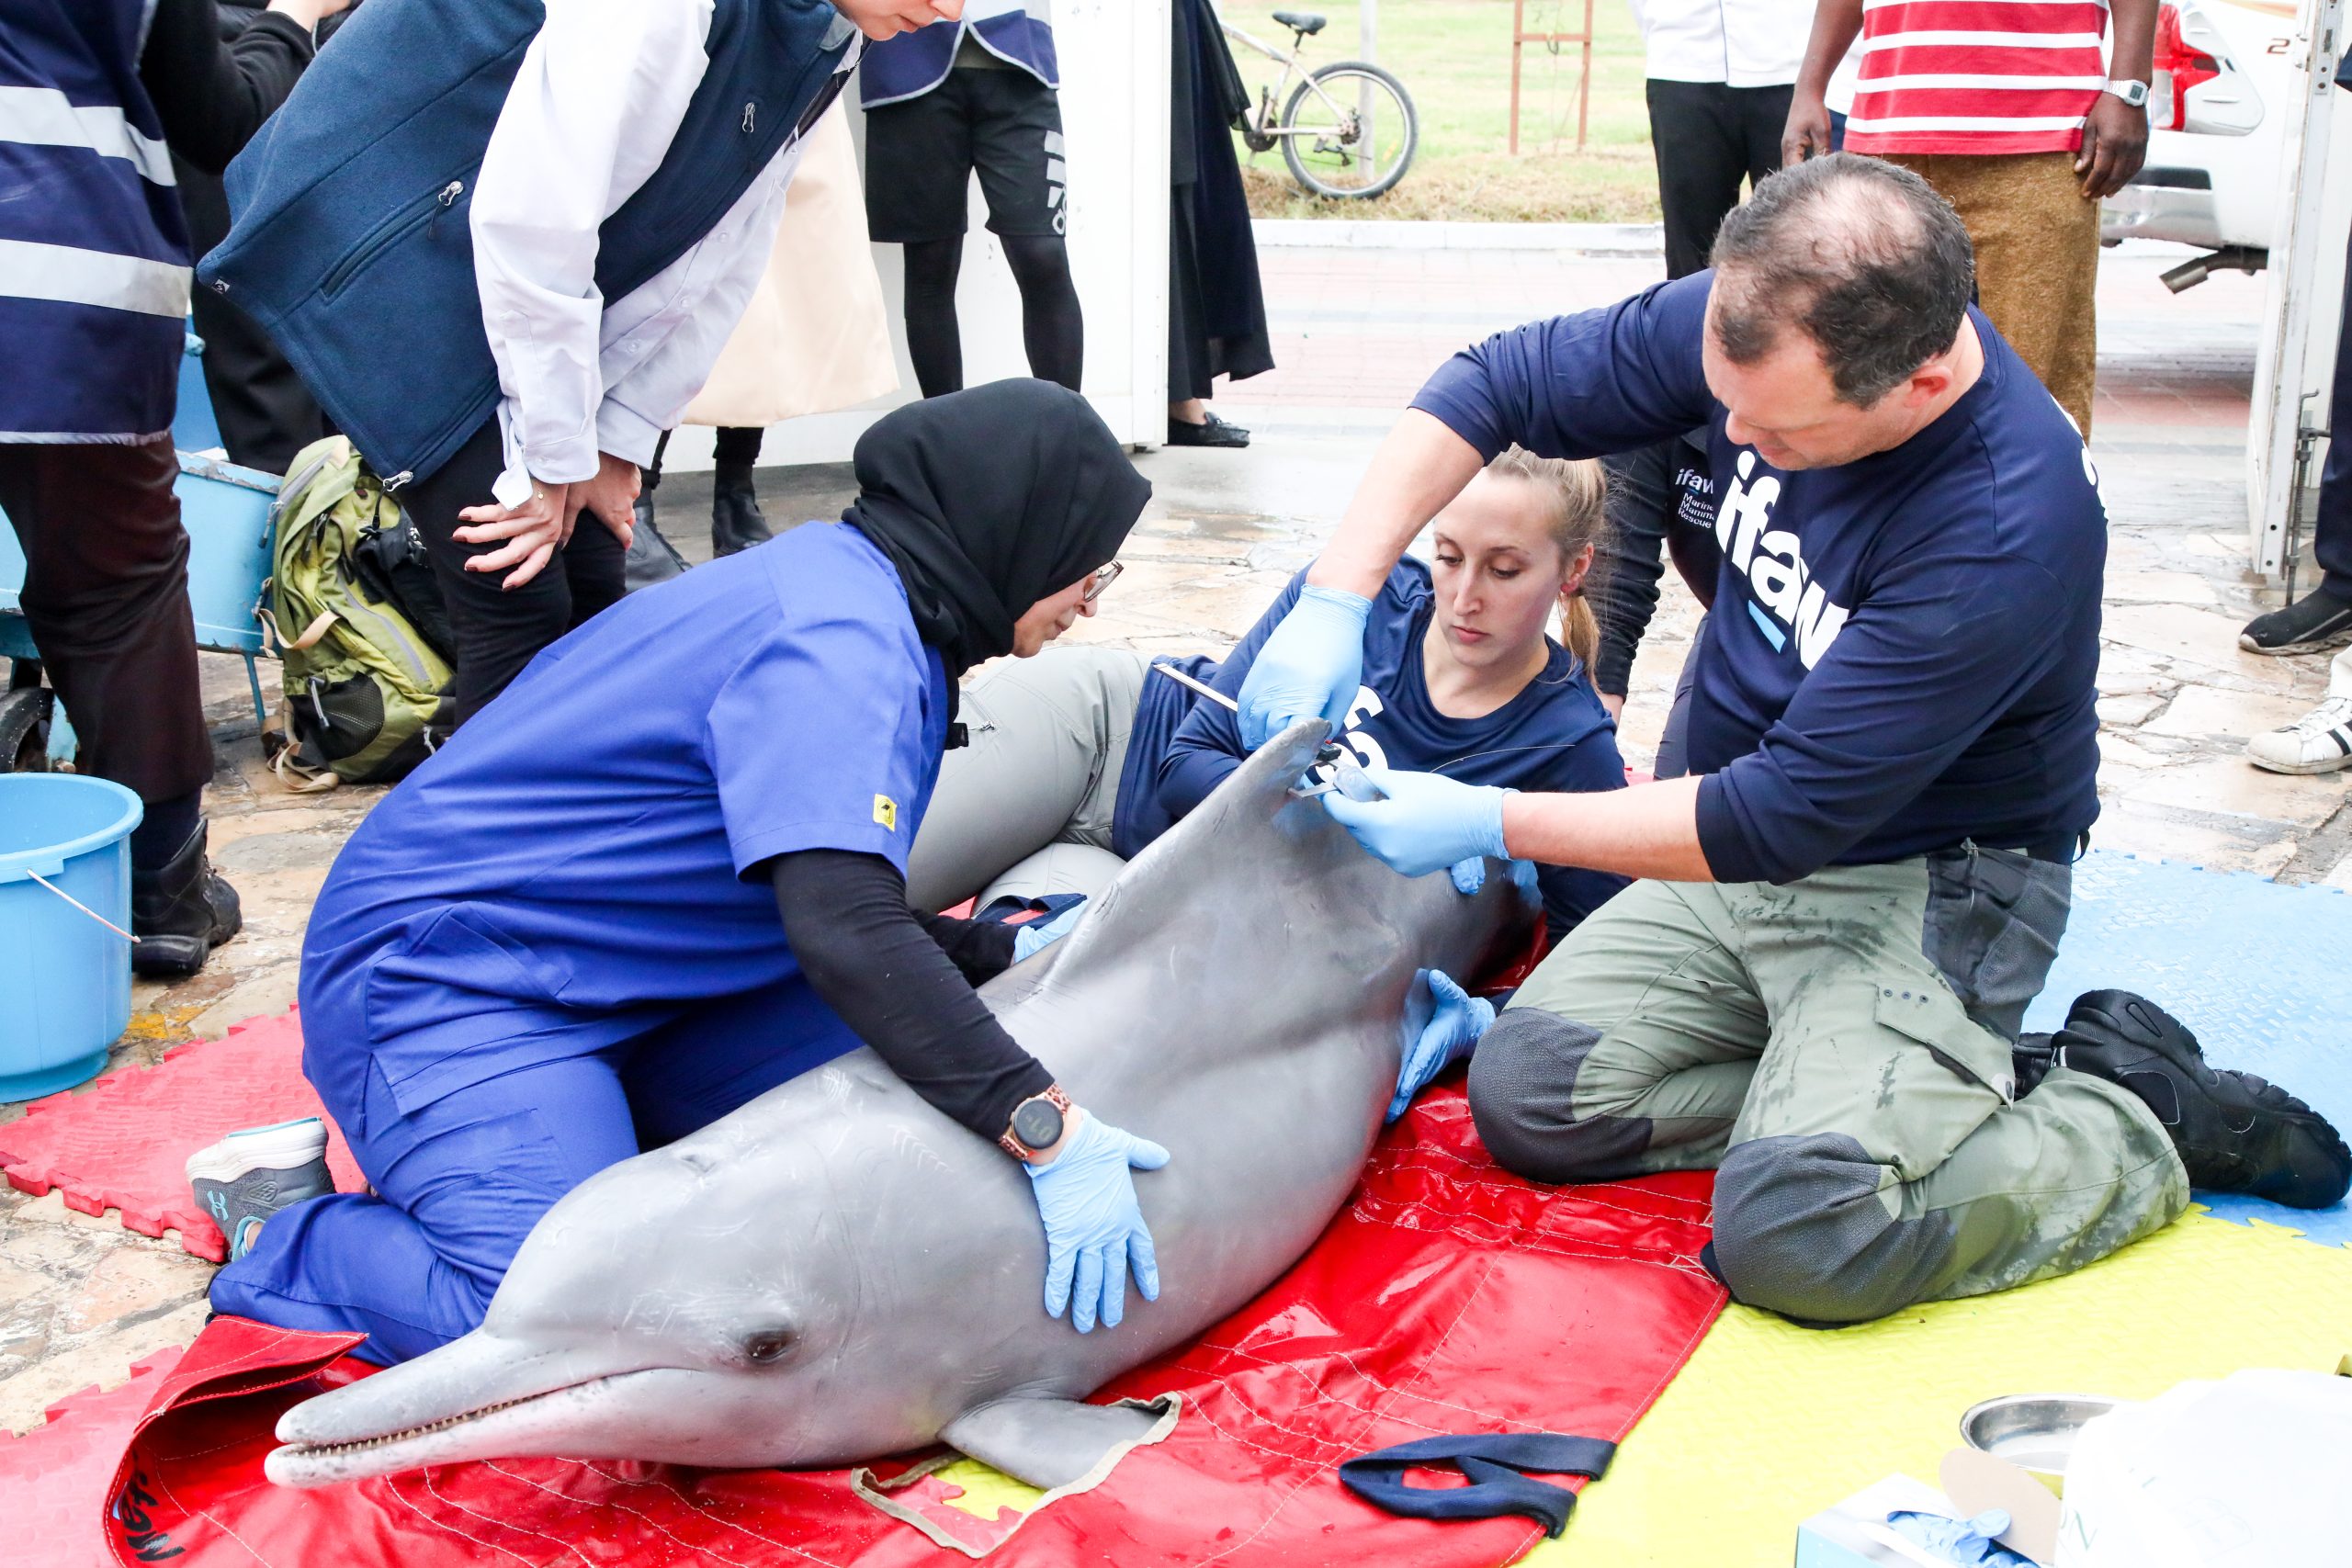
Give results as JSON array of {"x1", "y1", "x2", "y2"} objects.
[{"x1": 1559, "y1": 593, "x2": 1601, "y2": 671}]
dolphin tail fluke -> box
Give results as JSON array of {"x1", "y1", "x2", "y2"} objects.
[{"x1": 940, "y1": 1393, "x2": 1182, "y2": 1491}]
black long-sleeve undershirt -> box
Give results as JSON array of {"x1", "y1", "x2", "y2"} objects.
[
  {"x1": 768, "y1": 849, "x2": 1053, "y2": 1143},
  {"x1": 1593, "y1": 437, "x2": 1723, "y2": 697},
  {"x1": 140, "y1": 0, "x2": 315, "y2": 176}
]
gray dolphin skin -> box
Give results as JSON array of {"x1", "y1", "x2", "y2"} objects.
[{"x1": 266, "y1": 720, "x2": 1537, "y2": 1492}]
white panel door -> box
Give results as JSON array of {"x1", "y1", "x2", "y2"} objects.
[{"x1": 2247, "y1": 0, "x2": 2350, "y2": 578}]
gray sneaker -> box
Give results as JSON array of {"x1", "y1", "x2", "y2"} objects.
[{"x1": 185, "y1": 1117, "x2": 335, "y2": 1261}]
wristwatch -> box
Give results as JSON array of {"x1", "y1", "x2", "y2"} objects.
[
  {"x1": 1000, "y1": 1085, "x2": 1073, "y2": 1160},
  {"x1": 2103, "y1": 79, "x2": 2152, "y2": 107}
]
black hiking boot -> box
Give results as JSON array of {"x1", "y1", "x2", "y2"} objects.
[
  {"x1": 711, "y1": 475, "x2": 773, "y2": 557},
  {"x1": 624, "y1": 492, "x2": 687, "y2": 592},
  {"x1": 2055, "y1": 989, "x2": 2351, "y2": 1210},
  {"x1": 131, "y1": 822, "x2": 242, "y2": 978}
]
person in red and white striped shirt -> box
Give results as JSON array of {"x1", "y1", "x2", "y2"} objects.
[{"x1": 1780, "y1": 0, "x2": 2156, "y2": 437}]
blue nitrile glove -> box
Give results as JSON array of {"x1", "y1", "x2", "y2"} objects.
[
  {"x1": 1011, "y1": 901, "x2": 1086, "y2": 963},
  {"x1": 1388, "y1": 970, "x2": 1496, "y2": 1122},
  {"x1": 1024, "y1": 1111, "x2": 1170, "y2": 1333},
  {"x1": 1884, "y1": 1509, "x2": 2033, "y2": 1567},
  {"x1": 1323, "y1": 764, "x2": 1510, "y2": 879},
  {"x1": 1448, "y1": 857, "x2": 1542, "y2": 897},
  {"x1": 1236, "y1": 584, "x2": 1372, "y2": 749}
]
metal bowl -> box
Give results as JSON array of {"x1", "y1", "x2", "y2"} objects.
[{"x1": 1959, "y1": 1393, "x2": 2121, "y2": 1495}]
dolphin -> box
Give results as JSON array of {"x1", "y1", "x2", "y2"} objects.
[{"x1": 266, "y1": 720, "x2": 1537, "y2": 1492}]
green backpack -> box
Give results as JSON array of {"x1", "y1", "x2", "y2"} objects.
[{"x1": 264, "y1": 436, "x2": 455, "y2": 789}]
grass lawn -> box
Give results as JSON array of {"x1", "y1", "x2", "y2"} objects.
[{"x1": 1216, "y1": 0, "x2": 1663, "y2": 222}]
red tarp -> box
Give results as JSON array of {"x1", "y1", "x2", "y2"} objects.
[{"x1": 100, "y1": 1086, "x2": 1722, "y2": 1568}]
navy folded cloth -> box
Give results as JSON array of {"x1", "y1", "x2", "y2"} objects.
[
  {"x1": 974, "y1": 892, "x2": 1089, "y2": 925},
  {"x1": 1339, "y1": 1432, "x2": 1618, "y2": 1538}
]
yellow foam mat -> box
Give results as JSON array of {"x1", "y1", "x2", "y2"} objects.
[
  {"x1": 928, "y1": 1458, "x2": 1044, "y2": 1521},
  {"x1": 1548, "y1": 1209, "x2": 2352, "y2": 1568}
]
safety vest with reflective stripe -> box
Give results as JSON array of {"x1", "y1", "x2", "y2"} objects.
[{"x1": 0, "y1": 0, "x2": 191, "y2": 443}]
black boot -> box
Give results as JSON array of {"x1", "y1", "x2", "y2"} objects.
[
  {"x1": 711, "y1": 470, "x2": 772, "y2": 557},
  {"x1": 131, "y1": 822, "x2": 243, "y2": 978},
  {"x1": 2012, "y1": 1032, "x2": 2057, "y2": 1097},
  {"x1": 2056, "y1": 989, "x2": 2352, "y2": 1210},
  {"x1": 1165, "y1": 410, "x2": 1250, "y2": 448},
  {"x1": 623, "y1": 491, "x2": 687, "y2": 593}
]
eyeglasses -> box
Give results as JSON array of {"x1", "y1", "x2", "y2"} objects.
[{"x1": 1082, "y1": 560, "x2": 1125, "y2": 603}]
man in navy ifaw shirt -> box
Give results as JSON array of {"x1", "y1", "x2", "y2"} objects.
[{"x1": 1234, "y1": 154, "x2": 2349, "y2": 1325}]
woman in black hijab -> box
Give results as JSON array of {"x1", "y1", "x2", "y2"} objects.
[
  {"x1": 199, "y1": 381, "x2": 1168, "y2": 1363},
  {"x1": 848, "y1": 378, "x2": 1147, "y2": 677}
]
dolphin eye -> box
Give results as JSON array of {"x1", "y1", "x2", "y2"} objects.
[{"x1": 742, "y1": 1330, "x2": 795, "y2": 1366}]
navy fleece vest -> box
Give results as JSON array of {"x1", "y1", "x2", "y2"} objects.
[
  {"x1": 198, "y1": 0, "x2": 851, "y2": 486},
  {"x1": 0, "y1": 0, "x2": 190, "y2": 441}
]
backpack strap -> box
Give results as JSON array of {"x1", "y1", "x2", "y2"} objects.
[{"x1": 285, "y1": 610, "x2": 339, "y2": 651}]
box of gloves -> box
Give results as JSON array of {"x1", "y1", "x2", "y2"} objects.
[{"x1": 1794, "y1": 1476, "x2": 1982, "y2": 1568}]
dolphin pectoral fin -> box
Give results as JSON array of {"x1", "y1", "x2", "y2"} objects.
[{"x1": 940, "y1": 1393, "x2": 1180, "y2": 1493}]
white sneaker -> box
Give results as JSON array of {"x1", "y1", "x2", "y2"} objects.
[{"x1": 2245, "y1": 694, "x2": 2352, "y2": 775}]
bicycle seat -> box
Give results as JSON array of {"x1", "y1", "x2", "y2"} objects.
[{"x1": 1272, "y1": 10, "x2": 1328, "y2": 35}]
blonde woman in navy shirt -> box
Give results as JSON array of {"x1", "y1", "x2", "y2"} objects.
[{"x1": 909, "y1": 446, "x2": 1632, "y2": 944}]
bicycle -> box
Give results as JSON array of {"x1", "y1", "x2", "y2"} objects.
[{"x1": 1220, "y1": 9, "x2": 1419, "y2": 200}]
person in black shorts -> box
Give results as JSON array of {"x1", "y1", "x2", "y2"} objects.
[{"x1": 861, "y1": 7, "x2": 1083, "y2": 398}]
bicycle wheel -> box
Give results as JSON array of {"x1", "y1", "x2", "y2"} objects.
[{"x1": 1280, "y1": 62, "x2": 1418, "y2": 200}]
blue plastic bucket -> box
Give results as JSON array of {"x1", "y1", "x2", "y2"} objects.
[{"x1": 0, "y1": 774, "x2": 142, "y2": 1100}]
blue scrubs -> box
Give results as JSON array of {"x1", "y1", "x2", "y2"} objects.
[{"x1": 213, "y1": 523, "x2": 952, "y2": 1360}]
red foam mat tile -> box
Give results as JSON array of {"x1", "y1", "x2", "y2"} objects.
[
  {"x1": 0, "y1": 1010, "x2": 361, "y2": 1263},
  {"x1": 0, "y1": 1349, "x2": 187, "y2": 1568}
]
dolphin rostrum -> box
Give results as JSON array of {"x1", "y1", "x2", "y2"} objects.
[{"x1": 266, "y1": 720, "x2": 1537, "y2": 1492}]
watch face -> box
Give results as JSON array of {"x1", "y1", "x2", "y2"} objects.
[{"x1": 1012, "y1": 1096, "x2": 1065, "y2": 1152}]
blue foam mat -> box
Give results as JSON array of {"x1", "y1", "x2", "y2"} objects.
[{"x1": 2024, "y1": 849, "x2": 2352, "y2": 1245}]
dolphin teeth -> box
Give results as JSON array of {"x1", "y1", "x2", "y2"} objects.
[{"x1": 285, "y1": 1390, "x2": 554, "y2": 1460}]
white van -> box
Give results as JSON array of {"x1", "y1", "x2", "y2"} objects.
[{"x1": 2101, "y1": 0, "x2": 2343, "y2": 288}]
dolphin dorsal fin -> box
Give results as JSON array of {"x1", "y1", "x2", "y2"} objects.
[{"x1": 1034, "y1": 719, "x2": 1334, "y2": 980}]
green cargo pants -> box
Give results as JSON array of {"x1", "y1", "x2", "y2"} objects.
[{"x1": 1467, "y1": 852, "x2": 2189, "y2": 1325}]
